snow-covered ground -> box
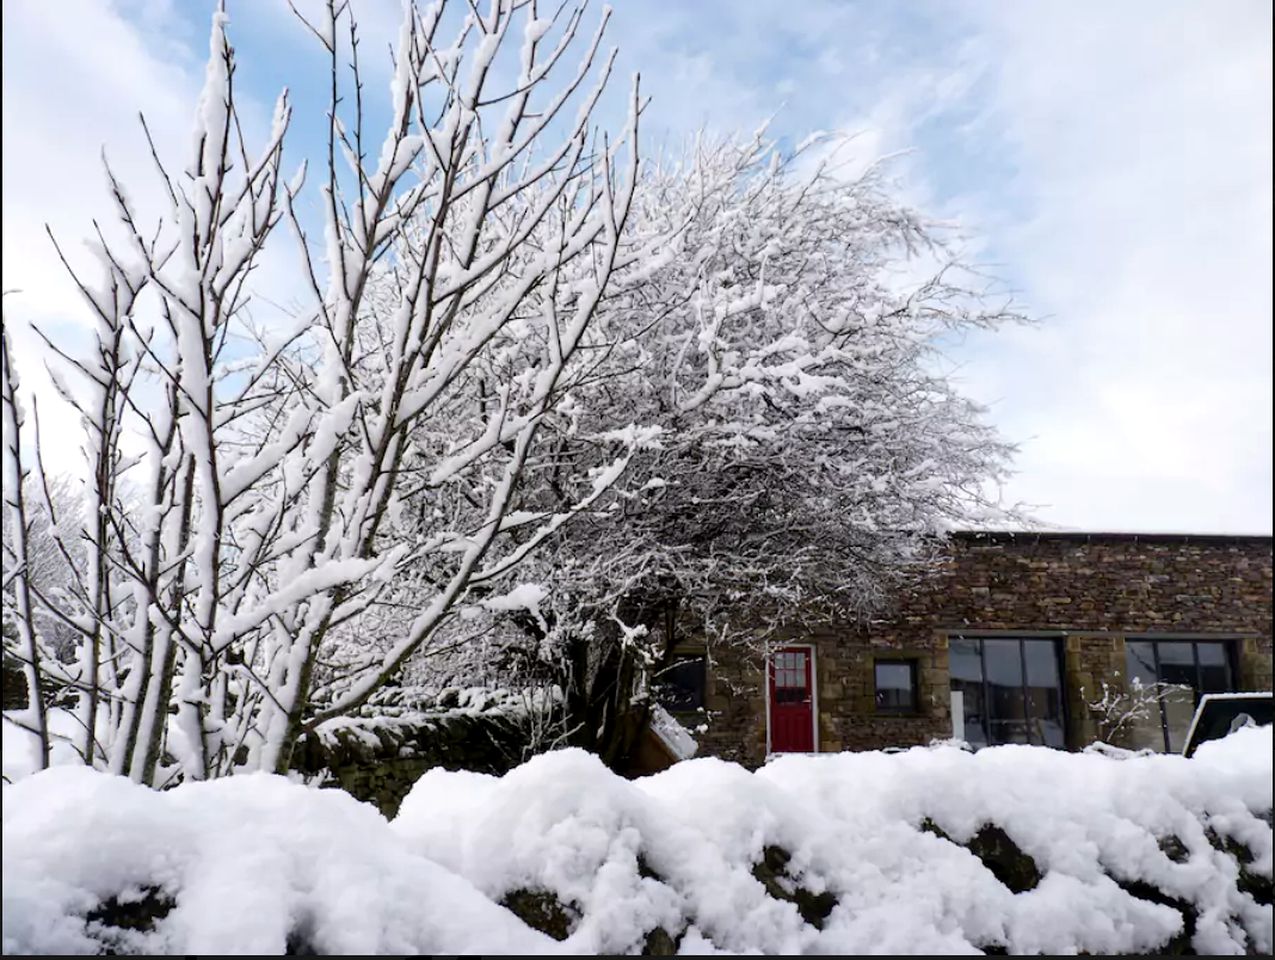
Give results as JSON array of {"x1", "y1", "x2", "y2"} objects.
[{"x1": 3, "y1": 727, "x2": 1271, "y2": 955}]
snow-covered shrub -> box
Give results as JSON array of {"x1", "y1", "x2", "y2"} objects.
[{"x1": 4, "y1": 727, "x2": 1270, "y2": 955}]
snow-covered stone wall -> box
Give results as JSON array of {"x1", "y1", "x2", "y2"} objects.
[
  {"x1": 287, "y1": 687, "x2": 562, "y2": 816},
  {"x1": 3, "y1": 728, "x2": 1271, "y2": 955}
]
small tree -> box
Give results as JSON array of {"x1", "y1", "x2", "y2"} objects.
[
  {"x1": 1, "y1": 0, "x2": 644, "y2": 785},
  {"x1": 2, "y1": 325, "x2": 50, "y2": 768},
  {"x1": 1085, "y1": 676, "x2": 1193, "y2": 748},
  {"x1": 2, "y1": 471, "x2": 86, "y2": 663}
]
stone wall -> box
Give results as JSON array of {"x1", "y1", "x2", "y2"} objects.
[
  {"x1": 292, "y1": 707, "x2": 546, "y2": 818},
  {"x1": 688, "y1": 532, "x2": 1273, "y2": 767},
  {"x1": 11, "y1": 734, "x2": 1271, "y2": 955}
]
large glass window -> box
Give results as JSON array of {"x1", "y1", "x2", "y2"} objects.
[
  {"x1": 949, "y1": 636, "x2": 1066, "y2": 748},
  {"x1": 1124, "y1": 640, "x2": 1235, "y2": 752}
]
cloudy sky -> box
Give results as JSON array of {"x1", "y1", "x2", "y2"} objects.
[{"x1": 3, "y1": 0, "x2": 1271, "y2": 533}]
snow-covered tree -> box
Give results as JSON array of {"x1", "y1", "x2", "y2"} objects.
[
  {"x1": 388, "y1": 134, "x2": 1026, "y2": 766},
  {"x1": 1, "y1": 0, "x2": 643, "y2": 785},
  {"x1": 2, "y1": 472, "x2": 87, "y2": 665},
  {"x1": 2, "y1": 323, "x2": 51, "y2": 768}
]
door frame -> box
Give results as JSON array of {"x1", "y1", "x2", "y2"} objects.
[{"x1": 764, "y1": 643, "x2": 819, "y2": 756}]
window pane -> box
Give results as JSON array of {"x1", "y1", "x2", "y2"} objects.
[
  {"x1": 1023, "y1": 641, "x2": 1059, "y2": 688},
  {"x1": 773, "y1": 651, "x2": 808, "y2": 703},
  {"x1": 989, "y1": 686, "x2": 1027, "y2": 721},
  {"x1": 1157, "y1": 642, "x2": 1196, "y2": 690},
  {"x1": 952, "y1": 680, "x2": 988, "y2": 746},
  {"x1": 1197, "y1": 644, "x2": 1232, "y2": 694},
  {"x1": 1158, "y1": 641, "x2": 1194, "y2": 666},
  {"x1": 1198, "y1": 645, "x2": 1229, "y2": 668},
  {"x1": 1021, "y1": 641, "x2": 1064, "y2": 747},
  {"x1": 1024, "y1": 688, "x2": 1065, "y2": 747},
  {"x1": 983, "y1": 639, "x2": 1023, "y2": 687},
  {"x1": 1198, "y1": 664, "x2": 1230, "y2": 694},
  {"x1": 949, "y1": 638, "x2": 982, "y2": 682},
  {"x1": 949, "y1": 639, "x2": 986, "y2": 745},
  {"x1": 1197, "y1": 643, "x2": 1228, "y2": 666},
  {"x1": 989, "y1": 719, "x2": 1032, "y2": 744},
  {"x1": 1124, "y1": 712, "x2": 1167, "y2": 753},
  {"x1": 1125, "y1": 641, "x2": 1158, "y2": 686},
  {"x1": 875, "y1": 662, "x2": 912, "y2": 691},
  {"x1": 1163, "y1": 686, "x2": 1196, "y2": 753},
  {"x1": 984, "y1": 639, "x2": 1025, "y2": 739},
  {"x1": 875, "y1": 662, "x2": 915, "y2": 712}
]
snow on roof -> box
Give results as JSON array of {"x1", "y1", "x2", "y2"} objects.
[{"x1": 952, "y1": 528, "x2": 1274, "y2": 542}]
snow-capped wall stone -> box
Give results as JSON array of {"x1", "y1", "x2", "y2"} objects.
[{"x1": 292, "y1": 691, "x2": 550, "y2": 816}]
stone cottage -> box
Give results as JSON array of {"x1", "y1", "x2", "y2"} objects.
[{"x1": 653, "y1": 531, "x2": 1273, "y2": 766}]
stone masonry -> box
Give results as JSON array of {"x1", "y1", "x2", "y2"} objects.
[{"x1": 682, "y1": 532, "x2": 1273, "y2": 767}]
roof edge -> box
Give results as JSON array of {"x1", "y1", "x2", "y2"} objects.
[{"x1": 950, "y1": 530, "x2": 1274, "y2": 545}]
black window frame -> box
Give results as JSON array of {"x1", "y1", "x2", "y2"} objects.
[
  {"x1": 948, "y1": 634, "x2": 1068, "y2": 749},
  {"x1": 654, "y1": 653, "x2": 707, "y2": 713},
  {"x1": 1123, "y1": 638, "x2": 1237, "y2": 753},
  {"x1": 874, "y1": 658, "x2": 919, "y2": 715}
]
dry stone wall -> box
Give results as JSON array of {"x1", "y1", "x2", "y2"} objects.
[{"x1": 291, "y1": 708, "x2": 543, "y2": 818}]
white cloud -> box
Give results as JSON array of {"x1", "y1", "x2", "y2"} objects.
[
  {"x1": 948, "y1": 0, "x2": 1273, "y2": 533},
  {"x1": 1, "y1": 1, "x2": 301, "y2": 481},
  {"x1": 2, "y1": 1, "x2": 208, "y2": 479},
  {"x1": 605, "y1": 0, "x2": 1272, "y2": 533},
  {"x1": 4, "y1": 0, "x2": 1270, "y2": 534},
  {"x1": 2, "y1": 3, "x2": 197, "y2": 318}
]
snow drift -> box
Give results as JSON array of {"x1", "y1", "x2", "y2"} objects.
[{"x1": 3, "y1": 727, "x2": 1271, "y2": 955}]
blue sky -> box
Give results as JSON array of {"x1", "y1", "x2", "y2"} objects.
[{"x1": 3, "y1": 0, "x2": 1271, "y2": 533}]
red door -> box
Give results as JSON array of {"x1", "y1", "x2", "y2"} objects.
[{"x1": 769, "y1": 647, "x2": 814, "y2": 753}]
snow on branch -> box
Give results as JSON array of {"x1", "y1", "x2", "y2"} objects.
[{"x1": 2, "y1": 0, "x2": 642, "y2": 785}]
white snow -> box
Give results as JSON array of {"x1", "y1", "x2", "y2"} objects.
[
  {"x1": 648, "y1": 704, "x2": 699, "y2": 761},
  {"x1": 3, "y1": 727, "x2": 1271, "y2": 955},
  {"x1": 2, "y1": 708, "x2": 85, "y2": 784},
  {"x1": 480, "y1": 583, "x2": 550, "y2": 617},
  {"x1": 2, "y1": 766, "x2": 553, "y2": 955}
]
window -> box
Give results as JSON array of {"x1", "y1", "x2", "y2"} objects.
[
  {"x1": 1123, "y1": 639, "x2": 1235, "y2": 753},
  {"x1": 655, "y1": 655, "x2": 706, "y2": 712},
  {"x1": 771, "y1": 650, "x2": 810, "y2": 703},
  {"x1": 874, "y1": 659, "x2": 918, "y2": 714},
  {"x1": 949, "y1": 636, "x2": 1066, "y2": 748}
]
